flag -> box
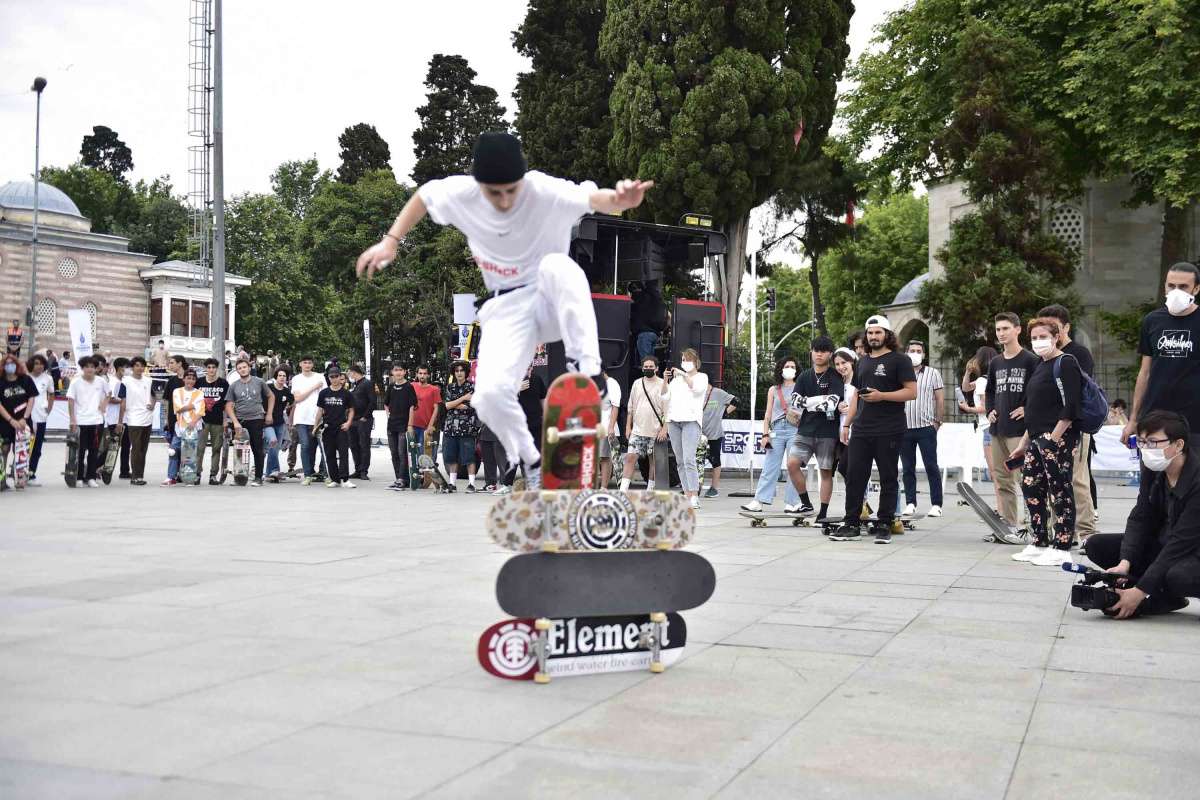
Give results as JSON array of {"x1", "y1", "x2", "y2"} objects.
[{"x1": 793, "y1": 120, "x2": 805, "y2": 149}]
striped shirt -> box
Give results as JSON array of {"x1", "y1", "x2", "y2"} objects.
[{"x1": 904, "y1": 365, "x2": 945, "y2": 429}]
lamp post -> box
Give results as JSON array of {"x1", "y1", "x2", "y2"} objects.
[{"x1": 27, "y1": 76, "x2": 47, "y2": 358}]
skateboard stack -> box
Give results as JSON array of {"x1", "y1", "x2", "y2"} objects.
[{"x1": 478, "y1": 373, "x2": 715, "y2": 684}]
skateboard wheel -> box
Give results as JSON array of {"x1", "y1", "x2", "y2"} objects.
[
  {"x1": 540, "y1": 542, "x2": 560, "y2": 554},
  {"x1": 540, "y1": 490, "x2": 557, "y2": 501},
  {"x1": 534, "y1": 618, "x2": 552, "y2": 631},
  {"x1": 649, "y1": 612, "x2": 666, "y2": 623},
  {"x1": 654, "y1": 490, "x2": 671, "y2": 501},
  {"x1": 534, "y1": 673, "x2": 550, "y2": 684},
  {"x1": 650, "y1": 662, "x2": 664, "y2": 673},
  {"x1": 655, "y1": 541, "x2": 671, "y2": 551},
  {"x1": 792, "y1": 518, "x2": 804, "y2": 527},
  {"x1": 545, "y1": 426, "x2": 560, "y2": 444}
]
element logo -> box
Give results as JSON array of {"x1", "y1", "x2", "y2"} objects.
[
  {"x1": 483, "y1": 620, "x2": 536, "y2": 677},
  {"x1": 567, "y1": 490, "x2": 638, "y2": 550}
]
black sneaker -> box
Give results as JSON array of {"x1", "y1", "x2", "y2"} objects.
[
  {"x1": 872, "y1": 524, "x2": 892, "y2": 544},
  {"x1": 829, "y1": 523, "x2": 861, "y2": 541},
  {"x1": 208, "y1": 477, "x2": 220, "y2": 486},
  {"x1": 465, "y1": 484, "x2": 477, "y2": 494},
  {"x1": 797, "y1": 502, "x2": 815, "y2": 516}
]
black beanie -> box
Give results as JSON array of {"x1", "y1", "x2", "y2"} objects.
[{"x1": 472, "y1": 132, "x2": 527, "y2": 184}]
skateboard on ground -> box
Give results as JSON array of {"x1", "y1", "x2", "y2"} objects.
[
  {"x1": 406, "y1": 431, "x2": 422, "y2": 491},
  {"x1": 542, "y1": 373, "x2": 601, "y2": 490},
  {"x1": 819, "y1": 515, "x2": 915, "y2": 535},
  {"x1": 956, "y1": 481, "x2": 1028, "y2": 545},
  {"x1": 311, "y1": 422, "x2": 331, "y2": 482},
  {"x1": 495, "y1": 550, "x2": 714, "y2": 683},
  {"x1": 417, "y1": 428, "x2": 451, "y2": 491},
  {"x1": 99, "y1": 426, "x2": 121, "y2": 484},
  {"x1": 11, "y1": 425, "x2": 30, "y2": 490},
  {"x1": 63, "y1": 429, "x2": 80, "y2": 487},
  {"x1": 478, "y1": 613, "x2": 686, "y2": 681},
  {"x1": 179, "y1": 425, "x2": 200, "y2": 485},
  {"x1": 739, "y1": 511, "x2": 817, "y2": 528},
  {"x1": 231, "y1": 427, "x2": 251, "y2": 485},
  {"x1": 488, "y1": 488, "x2": 695, "y2": 552}
]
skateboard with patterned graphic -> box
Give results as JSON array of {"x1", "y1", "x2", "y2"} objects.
[
  {"x1": 487, "y1": 488, "x2": 695, "y2": 552},
  {"x1": 541, "y1": 373, "x2": 601, "y2": 490}
]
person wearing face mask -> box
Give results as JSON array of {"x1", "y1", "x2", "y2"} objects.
[
  {"x1": 740, "y1": 355, "x2": 803, "y2": 514},
  {"x1": 785, "y1": 337, "x2": 840, "y2": 519},
  {"x1": 1122, "y1": 263, "x2": 1200, "y2": 461},
  {"x1": 899, "y1": 340, "x2": 945, "y2": 517},
  {"x1": 621, "y1": 356, "x2": 668, "y2": 492},
  {"x1": 661, "y1": 348, "x2": 708, "y2": 510},
  {"x1": 1082, "y1": 411, "x2": 1200, "y2": 619},
  {"x1": 1007, "y1": 317, "x2": 1083, "y2": 567},
  {"x1": 0, "y1": 354, "x2": 38, "y2": 488}
]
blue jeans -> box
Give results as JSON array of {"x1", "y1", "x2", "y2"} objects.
[
  {"x1": 636, "y1": 331, "x2": 658, "y2": 361},
  {"x1": 167, "y1": 434, "x2": 181, "y2": 480},
  {"x1": 900, "y1": 425, "x2": 944, "y2": 506},
  {"x1": 754, "y1": 419, "x2": 800, "y2": 505},
  {"x1": 264, "y1": 422, "x2": 287, "y2": 476},
  {"x1": 297, "y1": 424, "x2": 318, "y2": 477}
]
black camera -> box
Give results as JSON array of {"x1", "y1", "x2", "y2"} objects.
[{"x1": 1064, "y1": 563, "x2": 1129, "y2": 615}]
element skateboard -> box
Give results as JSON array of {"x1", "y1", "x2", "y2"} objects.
[
  {"x1": 478, "y1": 613, "x2": 686, "y2": 681},
  {"x1": 231, "y1": 427, "x2": 251, "y2": 485},
  {"x1": 406, "y1": 431, "x2": 422, "y2": 491},
  {"x1": 495, "y1": 550, "x2": 714, "y2": 683},
  {"x1": 956, "y1": 481, "x2": 1027, "y2": 545},
  {"x1": 179, "y1": 424, "x2": 200, "y2": 485},
  {"x1": 542, "y1": 373, "x2": 601, "y2": 490},
  {"x1": 99, "y1": 426, "x2": 121, "y2": 484},
  {"x1": 63, "y1": 429, "x2": 80, "y2": 487},
  {"x1": 487, "y1": 489, "x2": 695, "y2": 552},
  {"x1": 11, "y1": 425, "x2": 30, "y2": 490},
  {"x1": 739, "y1": 511, "x2": 817, "y2": 528}
]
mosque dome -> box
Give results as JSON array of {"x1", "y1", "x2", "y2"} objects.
[{"x1": 0, "y1": 180, "x2": 84, "y2": 218}]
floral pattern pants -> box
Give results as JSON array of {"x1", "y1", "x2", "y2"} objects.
[{"x1": 1020, "y1": 431, "x2": 1079, "y2": 551}]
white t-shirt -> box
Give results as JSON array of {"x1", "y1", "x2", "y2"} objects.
[
  {"x1": 97, "y1": 375, "x2": 121, "y2": 427},
  {"x1": 30, "y1": 372, "x2": 54, "y2": 424},
  {"x1": 601, "y1": 376, "x2": 622, "y2": 434},
  {"x1": 418, "y1": 171, "x2": 597, "y2": 291},
  {"x1": 291, "y1": 371, "x2": 327, "y2": 426},
  {"x1": 841, "y1": 382, "x2": 858, "y2": 438},
  {"x1": 67, "y1": 376, "x2": 107, "y2": 425},
  {"x1": 123, "y1": 374, "x2": 155, "y2": 427},
  {"x1": 664, "y1": 370, "x2": 709, "y2": 423},
  {"x1": 973, "y1": 377, "x2": 988, "y2": 428}
]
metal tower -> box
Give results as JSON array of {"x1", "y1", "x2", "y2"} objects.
[{"x1": 187, "y1": 0, "x2": 213, "y2": 286}]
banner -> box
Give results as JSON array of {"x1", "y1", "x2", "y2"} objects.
[
  {"x1": 362, "y1": 319, "x2": 372, "y2": 380},
  {"x1": 452, "y1": 293, "x2": 477, "y2": 325},
  {"x1": 67, "y1": 309, "x2": 94, "y2": 358}
]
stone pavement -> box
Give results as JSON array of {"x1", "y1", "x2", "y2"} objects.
[{"x1": 2, "y1": 443, "x2": 1199, "y2": 799}]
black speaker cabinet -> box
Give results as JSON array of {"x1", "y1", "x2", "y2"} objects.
[{"x1": 671, "y1": 299, "x2": 725, "y2": 387}]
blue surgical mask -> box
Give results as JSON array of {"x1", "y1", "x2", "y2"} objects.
[{"x1": 3, "y1": 363, "x2": 15, "y2": 376}]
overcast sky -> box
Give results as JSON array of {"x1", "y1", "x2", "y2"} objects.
[{"x1": 1, "y1": 0, "x2": 904, "y2": 199}]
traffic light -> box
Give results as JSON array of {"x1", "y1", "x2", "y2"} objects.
[{"x1": 766, "y1": 287, "x2": 777, "y2": 312}]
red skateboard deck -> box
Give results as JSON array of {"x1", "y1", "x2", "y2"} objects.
[{"x1": 541, "y1": 373, "x2": 601, "y2": 490}]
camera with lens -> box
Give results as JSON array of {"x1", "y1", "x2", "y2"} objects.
[{"x1": 1063, "y1": 563, "x2": 1130, "y2": 615}]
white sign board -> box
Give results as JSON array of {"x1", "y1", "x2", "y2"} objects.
[
  {"x1": 67, "y1": 309, "x2": 94, "y2": 358},
  {"x1": 453, "y1": 293, "x2": 477, "y2": 325}
]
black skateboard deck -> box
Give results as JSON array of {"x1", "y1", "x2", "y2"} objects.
[
  {"x1": 820, "y1": 516, "x2": 915, "y2": 535},
  {"x1": 63, "y1": 429, "x2": 80, "y2": 487},
  {"x1": 100, "y1": 427, "x2": 121, "y2": 484},
  {"x1": 495, "y1": 550, "x2": 716, "y2": 619},
  {"x1": 956, "y1": 481, "x2": 1027, "y2": 545}
]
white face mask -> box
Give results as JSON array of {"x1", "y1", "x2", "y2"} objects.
[
  {"x1": 1166, "y1": 288, "x2": 1196, "y2": 315},
  {"x1": 907, "y1": 352, "x2": 923, "y2": 366},
  {"x1": 1141, "y1": 444, "x2": 1180, "y2": 472},
  {"x1": 781, "y1": 367, "x2": 797, "y2": 381},
  {"x1": 680, "y1": 361, "x2": 695, "y2": 373},
  {"x1": 1031, "y1": 339, "x2": 1053, "y2": 355}
]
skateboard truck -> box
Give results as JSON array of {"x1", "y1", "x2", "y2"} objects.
[
  {"x1": 641, "y1": 611, "x2": 668, "y2": 673},
  {"x1": 533, "y1": 617, "x2": 552, "y2": 684},
  {"x1": 544, "y1": 417, "x2": 599, "y2": 444},
  {"x1": 539, "y1": 490, "x2": 560, "y2": 553}
]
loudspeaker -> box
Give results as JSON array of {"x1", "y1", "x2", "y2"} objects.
[
  {"x1": 542, "y1": 294, "x2": 634, "y2": 402},
  {"x1": 671, "y1": 299, "x2": 725, "y2": 387}
]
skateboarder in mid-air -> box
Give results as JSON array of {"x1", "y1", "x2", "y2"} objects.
[{"x1": 357, "y1": 132, "x2": 653, "y2": 489}]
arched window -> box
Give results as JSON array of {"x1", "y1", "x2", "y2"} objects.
[
  {"x1": 1048, "y1": 204, "x2": 1085, "y2": 268},
  {"x1": 34, "y1": 298, "x2": 57, "y2": 335},
  {"x1": 83, "y1": 301, "x2": 98, "y2": 339}
]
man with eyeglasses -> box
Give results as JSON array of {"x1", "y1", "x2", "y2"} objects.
[{"x1": 1083, "y1": 410, "x2": 1200, "y2": 619}]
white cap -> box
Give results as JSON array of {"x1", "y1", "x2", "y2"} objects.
[{"x1": 864, "y1": 314, "x2": 892, "y2": 332}]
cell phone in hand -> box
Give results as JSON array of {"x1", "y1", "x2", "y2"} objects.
[{"x1": 1005, "y1": 454, "x2": 1024, "y2": 471}]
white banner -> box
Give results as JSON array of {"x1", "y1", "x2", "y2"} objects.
[
  {"x1": 67, "y1": 309, "x2": 94, "y2": 358},
  {"x1": 362, "y1": 319, "x2": 372, "y2": 380},
  {"x1": 452, "y1": 293, "x2": 477, "y2": 325}
]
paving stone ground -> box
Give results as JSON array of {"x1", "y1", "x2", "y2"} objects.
[{"x1": 3, "y1": 443, "x2": 1199, "y2": 799}]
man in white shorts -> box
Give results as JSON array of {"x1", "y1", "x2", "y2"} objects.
[{"x1": 357, "y1": 132, "x2": 652, "y2": 488}]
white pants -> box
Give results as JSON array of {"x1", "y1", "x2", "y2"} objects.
[{"x1": 473, "y1": 253, "x2": 601, "y2": 467}]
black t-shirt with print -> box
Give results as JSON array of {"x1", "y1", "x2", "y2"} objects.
[
  {"x1": 986, "y1": 349, "x2": 1040, "y2": 438},
  {"x1": 852, "y1": 350, "x2": 917, "y2": 437},
  {"x1": 1, "y1": 375, "x2": 39, "y2": 440},
  {"x1": 794, "y1": 367, "x2": 839, "y2": 438},
  {"x1": 519, "y1": 373, "x2": 547, "y2": 434},
  {"x1": 317, "y1": 387, "x2": 353, "y2": 429},
  {"x1": 195, "y1": 376, "x2": 229, "y2": 425},
  {"x1": 443, "y1": 380, "x2": 480, "y2": 437},
  {"x1": 1138, "y1": 306, "x2": 1200, "y2": 430},
  {"x1": 386, "y1": 381, "x2": 418, "y2": 429},
  {"x1": 269, "y1": 383, "x2": 293, "y2": 421}
]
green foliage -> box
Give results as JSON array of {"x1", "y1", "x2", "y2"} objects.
[
  {"x1": 1099, "y1": 298, "x2": 1159, "y2": 382},
  {"x1": 335, "y1": 123, "x2": 393, "y2": 184},
  {"x1": 80, "y1": 125, "x2": 134, "y2": 181},
  {"x1": 821, "y1": 193, "x2": 928, "y2": 344},
  {"x1": 40, "y1": 163, "x2": 128, "y2": 233},
  {"x1": 411, "y1": 54, "x2": 508, "y2": 185},
  {"x1": 720, "y1": 344, "x2": 775, "y2": 421},
  {"x1": 738, "y1": 265, "x2": 814, "y2": 353},
  {"x1": 512, "y1": 0, "x2": 615, "y2": 185},
  {"x1": 270, "y1": 157, "x2": 331, "y2": 219}
]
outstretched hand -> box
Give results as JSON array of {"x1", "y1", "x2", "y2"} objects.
[
  {"x1": 355, "y1": 237, "x2": 399, "y2": 280},
  {"x1": 613, "y1": 179, "x2": 655, "y2": 211}
]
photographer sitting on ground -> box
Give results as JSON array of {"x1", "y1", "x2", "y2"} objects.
[{"x1": 1084, "y1": 410, "x2": 1200, "y2": 619}]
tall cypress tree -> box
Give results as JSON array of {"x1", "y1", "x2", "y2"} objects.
[
  {"x1": 335, "y1": 123, "x2": 392, "y2": 184},
  {"x1": 411, "y1": 54, "x2": 508, "y2": 185}
]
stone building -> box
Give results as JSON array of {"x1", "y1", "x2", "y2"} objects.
[
  {"x1": 0, "y1": 180, "x2": 248, "y2": 361},
  {"x1": 882, "y1": 176, "x2": 1200, "y2": 385}
]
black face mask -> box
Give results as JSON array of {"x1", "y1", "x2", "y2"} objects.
[{"x1": 642, "y1": 368, "x2": 656, "y2": 378}]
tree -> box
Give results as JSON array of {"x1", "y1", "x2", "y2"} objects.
[
  {"x1": 336, "y1": 123, "x2": 393, "y2": 184},
  {"x1": 270, "y1": 157, "x2": 330, "y2": 219},
  {"x1": 80, "y1": 125, "x2": 134, "y2": 181},
  {"x1": 39, "y1": 163, "x2": 127, "y2": 233},
  {"x1": 122, "y1": 178, "x2": 189, "y2": 262},
  {"x1": 512, "y1": 0, "x2": 615, "y2": 185},
  {"x1": 821, "y1": 193, "x2": 929, "y2": 345},
  {"x1": 599, "y1": 0, "x2": 854, "y2": 344},
  {"x1": 411, "y1": 54, "x2": 508, "y2": 185}
]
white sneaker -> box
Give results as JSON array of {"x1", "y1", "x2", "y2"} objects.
[
  {"x1": 341, "y1": 481, "x2": 356, "y2": 489},
  {"x1": 619, "y1": 478, "x2": 631, "y2": 492},
  {"x1": 1011, "y1": 545, "x2": 1047, "y2": 562},
  {"x1": 784, "y1": 503, "x2": 801, "y2": 513},
  {"x1": 927, "y1": 505, "x2": 942, "y2": 517},
  {"x1": 689, "y1": 496, "x2": 701, "y2": 510},
  {"x1": 1031, "y1": 548, "x2": 1073, "y2": 567},
  {"x1": 27, "y1": 476, "x2": 41, "y2": 486},
  {"x1": 646, "y1": 480, "x2": 655, "y2": 491},
  {"x1": 903, "y1": 503, "x2": 917, "y2": 516},
  {"x1": 87, "y1": 479, "x2": 101, "y2": 488},
  {"x1": 492, "y1": 484, "x2": 512, "y2": 496},
  {"x1": 740, "y1": 500, "x2": 763, "y2": 512}
]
